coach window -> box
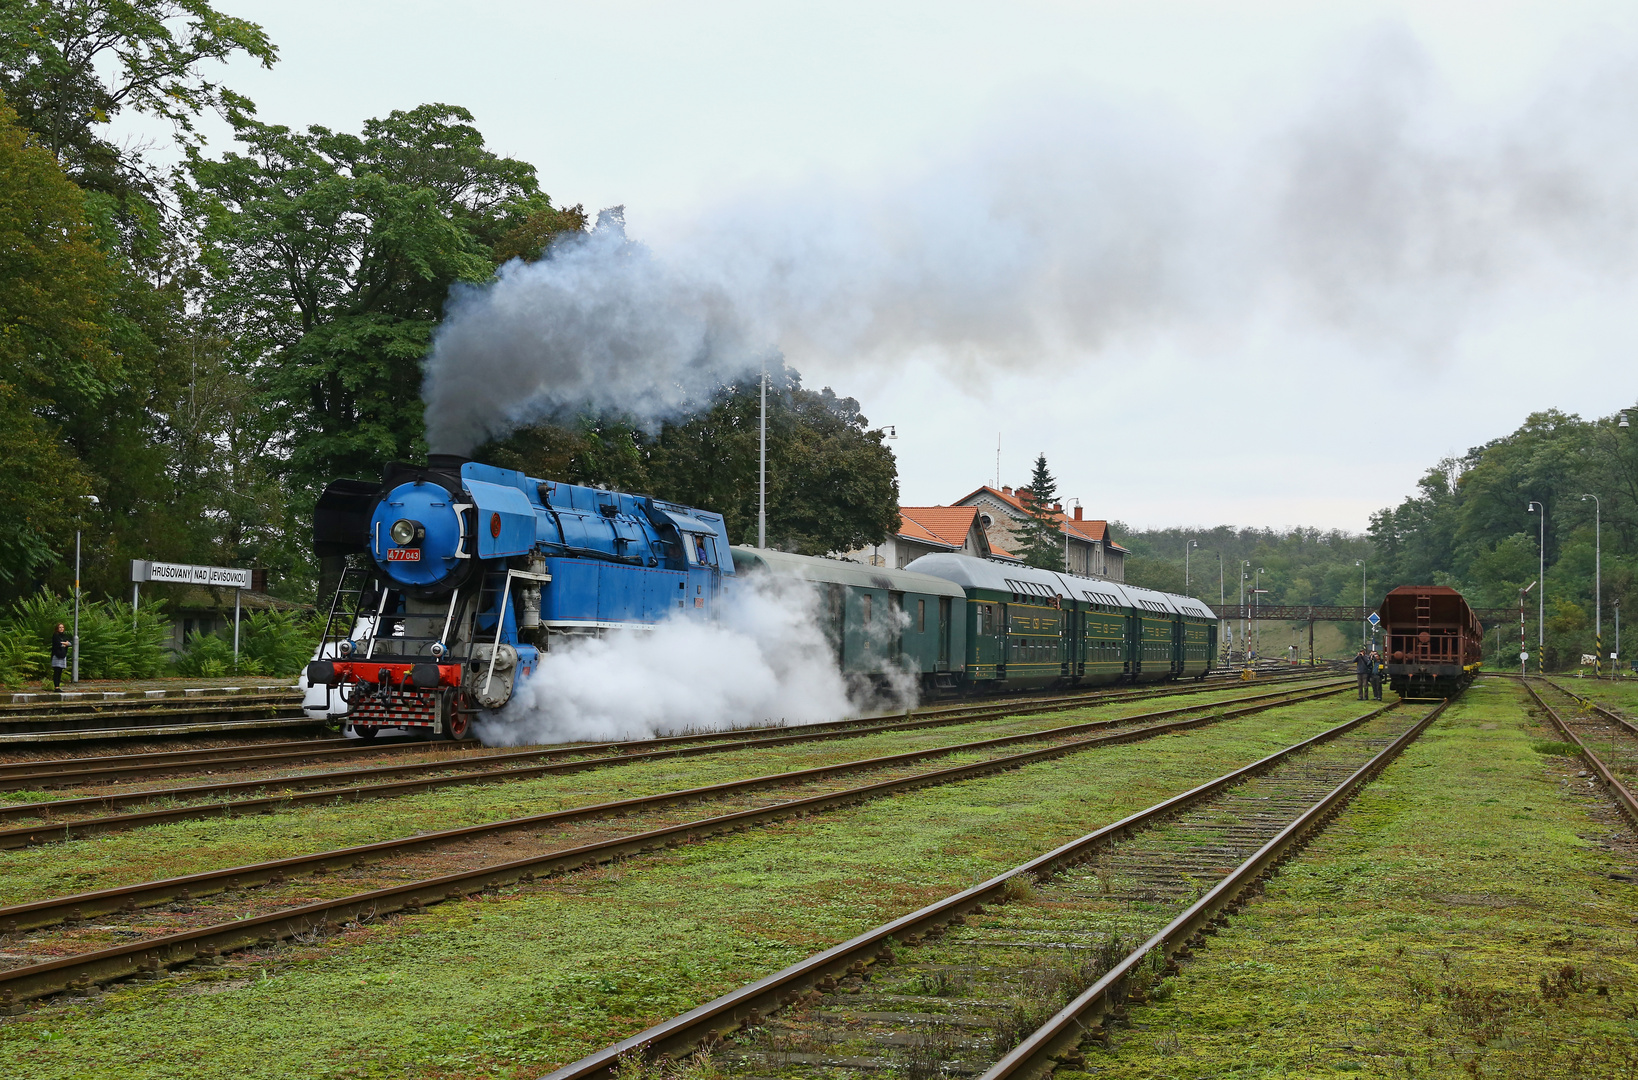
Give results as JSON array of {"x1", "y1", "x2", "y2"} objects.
[
  {"x1": 917, "y1": 599, "x2": 926, "y2": 633},
  {"x1": 862, "y1": 594, "x2": 873, "y2": 626}
]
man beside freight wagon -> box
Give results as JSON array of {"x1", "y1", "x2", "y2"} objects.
[{"x1": 1355, "y1": 648, "x2": 1371, "y2": 700}]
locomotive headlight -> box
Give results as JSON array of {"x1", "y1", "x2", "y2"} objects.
[{"x1": 390, "y1": 518, "x2": 420, "y2": 546}]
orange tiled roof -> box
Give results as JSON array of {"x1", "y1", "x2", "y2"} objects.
[
  {"x1": 893, "y1": 514, "x2": 953, "y2": 549},
  {"x1": 898, "y1": 506, "x2": 983, "y2": 549},
  {"x1": 955, "y1": 486, "x2": 1128, "y2": 553}
]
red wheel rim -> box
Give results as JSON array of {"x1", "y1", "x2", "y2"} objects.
[{"x1": 449, "y1": 712, "x2": 471, "y2": 739}]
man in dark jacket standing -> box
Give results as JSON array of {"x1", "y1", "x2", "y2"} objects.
[
  {"x1": 49, "y1": 623, "x2": 69, "y2": 689},
  {"x1": 1370, "y1": 650, "x2": 1385, "y2": 700},
  {"x1": 1355, "y1": 647, "x2": 1371, "y2": 700}
]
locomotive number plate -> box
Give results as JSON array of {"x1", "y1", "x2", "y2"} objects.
[{"x1": 387, "y1": 548, "x2": 421, "y2": 562}]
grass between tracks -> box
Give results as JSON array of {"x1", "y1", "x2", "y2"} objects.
[
  {"x1": 1550, "y1": 675, "x2": 1638, "y2": 719},
  {"x1": 0, "y1": 696, "x2": 1375, "y2": 1080},
  {"x1": 1097, "y1": 677, "x2": 1638, "y2": 1080},
  {"x1": 0, "y1": 683, "x2": 1336, "y2": 908}
]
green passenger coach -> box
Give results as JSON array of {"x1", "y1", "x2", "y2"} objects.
[
  {"x1": 904, "y1": 553, "x2": 1217, "y2": 690},
  {"x1": 728, "y1": 547, "x2": 1216, "y2": 700}
]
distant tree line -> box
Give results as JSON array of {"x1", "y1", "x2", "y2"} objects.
[
  {"x1": 0, "y1": 1, "x2": 898, "y2": 608},
  {"x1": 1121, "y1": 406, "x2": 1637, "y2": 670}
]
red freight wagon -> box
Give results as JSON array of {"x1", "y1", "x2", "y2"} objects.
[{"x1": 1379, "y1": 585, "x2": 1483, "y2": 698}]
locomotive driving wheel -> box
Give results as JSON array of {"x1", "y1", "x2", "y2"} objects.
[{"x1": 444, "y1": 690, "x2": 475, "y2": 741}]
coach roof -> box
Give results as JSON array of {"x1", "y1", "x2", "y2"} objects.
[{"x1": 731, "y1": 547, "x2": 965, "y2": 597}]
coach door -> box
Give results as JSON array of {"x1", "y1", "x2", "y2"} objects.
[{"x1": 938, "y1": 597, "x2": 952, "y2": 670}]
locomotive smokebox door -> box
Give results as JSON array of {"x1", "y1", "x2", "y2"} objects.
[{"x1": 468, "y1": 643, "x2": 519, "y2": 708}]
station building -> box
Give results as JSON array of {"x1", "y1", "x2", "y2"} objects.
[{"x1": 838, "y1": 485, "x2": 1128, "y2": 582}]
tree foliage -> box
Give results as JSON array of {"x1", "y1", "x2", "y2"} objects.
[
  {"x1": 481, "y1": 364, "x2": 901, "y2": 555},
  {"x1": 1369, "y1": 406, "x2": 1636, "y2": 670},
  {"x1": 0, "y1": 0, "x2": 274, "y2": 198},
  {"x1": 0, "y1": 92, "x2": 105, "y2": 587},
  {"x1": 185, "y1": 104, "x2": 584, "y2": 491}
]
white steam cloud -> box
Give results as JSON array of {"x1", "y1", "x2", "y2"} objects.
[
  {"x1": 422, "y1": 28, "x2": 1638, "y2": 454},
  {"x1": 474, "y1": 573, "x2": 914, "y2": 747}
]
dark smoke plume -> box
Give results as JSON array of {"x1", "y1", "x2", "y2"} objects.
[{"x1": 422, "y1": 28, "x2": 1638, "y2": 454}]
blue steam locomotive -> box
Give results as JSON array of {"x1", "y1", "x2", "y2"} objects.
[
  {"x1": 307, "y1": 457, "x2": 1218, "y2": 742},
  {"x1": 306, "y1": 455, "x2": 732, "y2": 739}
]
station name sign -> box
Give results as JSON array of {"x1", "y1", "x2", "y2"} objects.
[{"x1": 130, "y1": 560, "x2": 253, "y2": 589}]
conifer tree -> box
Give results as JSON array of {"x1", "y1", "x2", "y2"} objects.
[{"x1": 1020, "y1": 453, "x2": 1064, "y2": 570}]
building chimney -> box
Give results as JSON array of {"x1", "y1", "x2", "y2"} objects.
[
  {"x1": 1002, "y1": 486, "x2": 1012, "y2": 495},
  {"x1": 1053, "y1": 502, "x2": 1061, "y2": 512},
  {"x1": 1074, "y1": 506, "x2": 1083, "y2": 520}
]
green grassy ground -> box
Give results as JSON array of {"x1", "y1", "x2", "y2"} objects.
[
  {"x1": 0, "y1": 697, "x2": 1376, "y2": 1080},
  {"x1": 1097, "y1": 677, "x2": 1638, "y2": 1079}
]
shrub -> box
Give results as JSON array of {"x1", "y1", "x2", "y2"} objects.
[
  {"x1": 173, "y1": 608, "x2": 320, "y2": 679},
  {"x1": 1, "y1": 590, "x2": 172, "y2": 684}
]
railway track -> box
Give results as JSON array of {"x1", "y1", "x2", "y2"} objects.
[
  {"x1": 538, "y1": 697, "x2": 1446, "y2": 1080},
  {"x1": 0, "y1": 681, "x2": 1348, "y2": 848},
  {"x1": 0, "y1": 680, "x2": 1347, "y2": 838},
  {"x1": 0, "y1": 683, "x2": 1361, "y2": 1002},
  {"x1": 0, "y1": 668, "x2": 1333, "y2": 784},
  {"x1": 0, "y1": 688, "x2": 307, "y2": 741},
  {"x1": 1526, "y1": 679, "x2": 1638, "y2": 829}
]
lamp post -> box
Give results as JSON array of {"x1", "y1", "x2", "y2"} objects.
[
  {"x1": 1527, "y1": 501, "x2": 1544, "y2": 672},
  {"x1": 1615, "y1": 598, "x2": 1621, "y2": 675},
  {"x1": 1355, "y1": 559, "x2": 1367, "y2": 647},
  {"x1": 1184, "y1": 539, "x2": 1198, "y2": 591},
  {"x1": 72, "y1": 495, "x2": 100, "y2": 683},
  {"x1": 1583, "y1": 493, "x2": 1601, "y2": 676}
]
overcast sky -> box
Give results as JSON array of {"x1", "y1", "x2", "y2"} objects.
[{"x1": 142, "y1": 1, "x2": 1638, "y2": 532}]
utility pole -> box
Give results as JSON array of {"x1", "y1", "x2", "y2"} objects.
[
  {"x1": 1355, "y1": 560, "x2": 1367, "y2": 647},
  {"x1": 1583, "y1": 494, "x2": 1601, "y2": 676},
  {"x1": 1520, "y1": 581, "x2": 1536, "y2": 676},
  {"x1": 1528, "y1": 501, "x2": 1544, "y2": 672},
  {"x1": 758, "y1": 365, "x2": 767, "y2": 548},
  {"x1": 1240, "y1": 562, "x2": 1249, "y2": 668},
  {"x1": 1184, "y1": 539, "x2": 1198, "y2": 591}
]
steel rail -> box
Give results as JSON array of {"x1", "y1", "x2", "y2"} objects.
[
  {"x1": 0, "y1": 686, "x2": 1357, "y2": 1003},
  {"x1": 534, "y1": 698, "x2": 1413, "y2": 1079},
  {"x1": 1523, "y1": 679, "x2": 1638, "y2": 829},
  {"x1": 0, "y1": 671, "x2": 1337, "y2": 787},
  {"x1": 978, "y1": 698, "x2": 1446, "y2": 1080},
  {"x1": 0, "y1": 689, "x2": 298, "y2": 716},
  {"x1": 1544, "y1": 679, "x2": 1638, "y2": 738},
  {"x1": 0, "y1": 686, "x2": 1339, "y2": 936},
  {"x1": 0, "y1": 678, "x2": 1343, "y2": 806},
  {"x1": 0, "y1": 683, "x2": 1349, "y2": 843}
]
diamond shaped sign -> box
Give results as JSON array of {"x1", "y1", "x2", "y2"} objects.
[{"x1": 1366, "y1": 612, "x2": 1380, "y2": 627}]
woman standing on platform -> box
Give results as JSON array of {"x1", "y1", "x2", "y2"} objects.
[{"x1": 48, "y1": 622, "x2": 69, "y2": 689}]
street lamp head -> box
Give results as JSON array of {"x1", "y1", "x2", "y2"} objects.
[
  {"x1": 1621, "y1": 412, "x2": 1630, "y2": 428},
  {"x1": 82, "y1": 495, "x2": 99, "y2": 506}
]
